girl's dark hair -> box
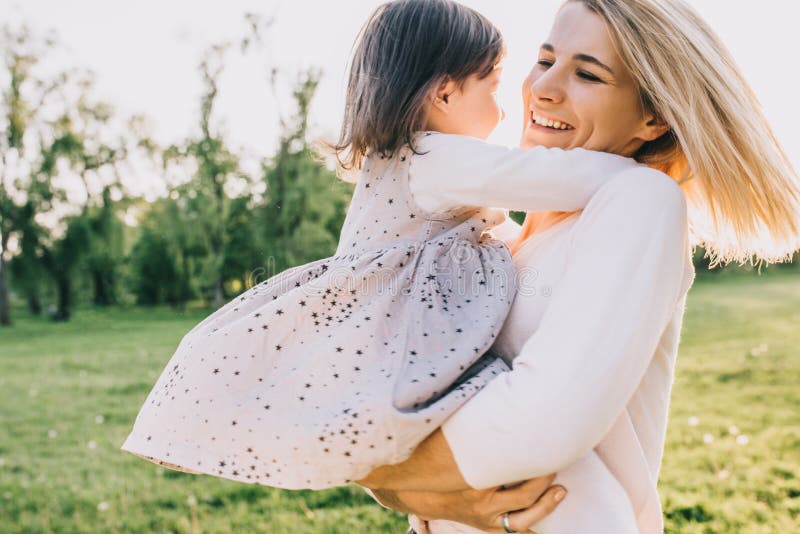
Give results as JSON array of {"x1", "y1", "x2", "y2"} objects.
[{"x1": 333, "y1": 0, "x2": 505, "y2": 170}]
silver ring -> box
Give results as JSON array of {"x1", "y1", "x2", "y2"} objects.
[{"x1": 502, "y1": 512, "x2": 517, "y2": 533}]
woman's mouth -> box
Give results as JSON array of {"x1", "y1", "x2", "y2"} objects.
[{"x1": 530, "y1": 111, "x2": 575, "y2": 131}]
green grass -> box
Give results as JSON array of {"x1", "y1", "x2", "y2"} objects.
[{"x1": 1, "y1": 273, "x2": 798, "y2": 533}]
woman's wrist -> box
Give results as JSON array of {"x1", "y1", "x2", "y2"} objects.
[{"x1": 356, "y1": 429, "x2": 472, "y2": 492}]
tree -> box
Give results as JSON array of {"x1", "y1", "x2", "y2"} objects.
[
  {"x1": 256, "y1": 69, "x2": 354, "y2": 279},
  {"x1": 221, "y1": 194, "x2": 264, "y2": 293},
  {"x1": 7, "y1": 201, "x2": 46, "y2": 314},
  {"x1": 128, "y1": 196, "x2": 205, "y2": 308},
  {"x1": 161, "y1": 44, "x2": 250, "y2": 309},
  {"x1": 0, "y1": 23, "x2": 64, "y2": 325},
  {"x1": 1, "y1": 23, "x2": 130, "y2": 322}
]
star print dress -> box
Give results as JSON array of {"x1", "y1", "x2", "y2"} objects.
[{"x1": 120, "y1": 132, "x2": 639, "y2": 489}]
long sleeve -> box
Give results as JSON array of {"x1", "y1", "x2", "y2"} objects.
[
  {"x1": 439, "y1": 167, "x2": 690, "y2": 490},
  {"x1": 407, "y1": 132, "x2": 641, "y2": 214}
]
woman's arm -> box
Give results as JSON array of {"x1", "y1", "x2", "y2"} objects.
[
  {"x1": 408, "y1": 132, "x2": 640, "y2": 214},
  {"x1": 359, "y1": 167, "x2": 690, "y2": 492}
]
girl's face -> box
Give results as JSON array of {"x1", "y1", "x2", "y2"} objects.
[
  {"x1": 520, "y1": 2, "x2": 667, "y2": 155},
  {"x1": 427, "y1": 64, "x2": 505, "y2": 140}
]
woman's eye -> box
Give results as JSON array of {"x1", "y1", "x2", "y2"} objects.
[{"x1": 578, "y1": 71, "x2": 603, "y2": 83}]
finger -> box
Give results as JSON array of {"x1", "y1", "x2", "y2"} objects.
[
  {"x1": 494, "y1": 474, "x2": 556, "y2": 510},
  {"x1": 508, "y1": 485, "x2": 567, "y2": 532}
]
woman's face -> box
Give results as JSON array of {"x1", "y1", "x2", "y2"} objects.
[{"x1": 520, "y1": 2, "x2": 665, "y2": 155}]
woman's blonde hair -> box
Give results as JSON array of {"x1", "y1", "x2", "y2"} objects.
[{"x1": 571, "y1": 0, "x2": 800, "y2": 266}]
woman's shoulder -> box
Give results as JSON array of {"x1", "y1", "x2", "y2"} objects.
[
  {"x1": 583, "y1": 166, "x2": 688, "y2": 246},
  {"x1": 604, "y1": 166, "x2": 686, "y2": 212}
]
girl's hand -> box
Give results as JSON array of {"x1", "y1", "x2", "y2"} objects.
[{"x1": 372, "y1": 475, "x2": 566, "y2": 533}]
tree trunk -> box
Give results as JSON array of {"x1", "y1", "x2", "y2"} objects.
[
  {"x1": 92, "y1": 268, "x2": 115, "y2": 306},
  {"x1": 213, "y1": 271, "x2": 224, "y2": 310},
  {"x1": 54, "y1": 274, "x2": 71, "y2": 322},
  {"x1": 0, "y1": 252, "x2": 11, "y2": 326},
  {"x1": 27, "y1": 291, "x2": 41, "y2": 315}
]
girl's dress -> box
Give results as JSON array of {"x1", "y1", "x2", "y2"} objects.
[{"x1": 120, "y1": 132, "x2": 638, "y2": 490}]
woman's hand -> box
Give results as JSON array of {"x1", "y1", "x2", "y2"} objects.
[{"x1": 372, "y1": 475, "x2": 567, "y2": 533}]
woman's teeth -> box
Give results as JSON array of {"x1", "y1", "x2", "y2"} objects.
[{"x1": 532, "y1": 113, "x2": 574, "y2": 130}]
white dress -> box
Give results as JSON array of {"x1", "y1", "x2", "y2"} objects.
[
  {"x1": 119, "y1": 133, "x2": 640, "y2": 490},
  {"x1": 405, "y1": 168, "x2": 695, "y2": 533}
]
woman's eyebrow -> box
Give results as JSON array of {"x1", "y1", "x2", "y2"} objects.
[{"x1": 541, "y1": 43, "x2": 615, "y2": 75}]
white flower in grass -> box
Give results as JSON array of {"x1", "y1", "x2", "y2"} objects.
[
  {"x1": 688, "y1": 416, "x2": 699, "y2": 426},
  {"x1": 95, "y1": 415, "x2": 105, "y2": 424},
  {"x1": 187, "y1": 494, "x2": 198, "y2": 507},
  {"x1": 87, "y1": 440, "x2": 97, "y2": 450},
  {"x1": 717, "y1": 469, "x2": 730, "y2": 480},
  {"x1": 703, "y1": 433, "x2": 714, "y2": 444},
  {"x1": 29, "y1": 388, "x2": 37, "y2": 397},
  {"x1": 736, "y1": 434, "x2": 749, "y2": 446},
  {"x1": 728, "y1": 425, "x2": 740, "y2": 436},
  {"x1": 0, "y1": 457, "x2": 5, "y2": 467},
  {"x1": 98, "y1": 501, "x2": 109, "y2": 512},
  {"x1": 749, "y1": 343, "x2": 769, "y2": 357},
  {"x1": 3, "y1": 492, "x2": 11, "y2": 500},
  {"x1": 155, "y1": 467, "x2": 165, "y2": 476},
  {"x1": 79, "y1": 370, "x2": 87, "y2": 378},
  {"x1": 48, "y1": 429, "x2": 58, "y2": 439}
]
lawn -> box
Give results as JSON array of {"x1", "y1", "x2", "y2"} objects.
[{"x1": 1, "y1": 272, "x2": 798, "y2": 533}]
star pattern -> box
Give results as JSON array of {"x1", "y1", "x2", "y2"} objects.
[{"x1": 122, "y1": 138, "x2": 516, "y2": 492}]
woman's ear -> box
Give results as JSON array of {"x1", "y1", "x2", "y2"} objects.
[{"x1": 638, "y1": 114, "x2": 671, "y2": 142}]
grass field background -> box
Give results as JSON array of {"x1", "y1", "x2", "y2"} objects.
[{"x1": 1, "y1": 272, "x2": 798, "y2": 533}]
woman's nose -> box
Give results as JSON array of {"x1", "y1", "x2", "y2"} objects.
[{"x1": 528, "y1": 70, "x2": 566, "y2": 105}]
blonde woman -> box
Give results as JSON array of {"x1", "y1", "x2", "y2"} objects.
[{"x1": 356, "y1": 0, "x2": 800, "y2": 532}]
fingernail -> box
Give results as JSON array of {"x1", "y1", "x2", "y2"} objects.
[{"x1": 554, "y1": 489, "x2": 566, "y2": 502}]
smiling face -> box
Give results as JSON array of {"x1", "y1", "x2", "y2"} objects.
[{"x1": 520, "y1": 1, "x2": 667, "y2": 155}]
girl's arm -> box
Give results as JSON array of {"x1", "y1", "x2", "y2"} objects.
[
  {"x1": 408, "y1": 132, "x2": 640, "y2": 214},
  {"x1": 358, "y1": 167, "x2": 692, "y2": 492}
]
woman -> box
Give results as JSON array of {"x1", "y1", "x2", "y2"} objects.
[{"x1": 356, "y1": 0, "x2": 800, "y2": 532}]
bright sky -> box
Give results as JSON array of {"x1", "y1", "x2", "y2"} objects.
[{"x1": 4, "y1": 0, "x2": 800, "y2": 203}]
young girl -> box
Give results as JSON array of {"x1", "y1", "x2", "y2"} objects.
[{"x1": 120, "y1": 0, "x2": 640, "y2": 505}]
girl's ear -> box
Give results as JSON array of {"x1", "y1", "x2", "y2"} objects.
[{"x1": 431, "y1": 78, "x2": 458, "y2": 114}]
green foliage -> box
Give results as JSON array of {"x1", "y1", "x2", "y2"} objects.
[
  {"x1": 83, "y1": 188, "x2": 127, "y2": 306},
  {"x1": 260, "y1": 144, "x2": 353, "y2": 277},
  {"x1": 258, "y1": 69, "x2": 354, "y2": 277},
  {"x1": 0, "y1": 24, "x2": 61, "y2": 325},
  {"x1": 509, "y1": 211, "x2": 526, "y2": 225},
  {"x1": 127, "y1": 198, "x2": 203, "y2": 307},
  {"x1": 128, "y1": 227, "x2": 181, "y2": 306},
  {"x1": 221, "y1": 195, "x2": 265, "y2": 290},
  {"x1": 0, "y1": 23, "x2": 129, "y2": 324},
  {"x1": 158, "y1": 44, "x2": 249, "y2": 309}
]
